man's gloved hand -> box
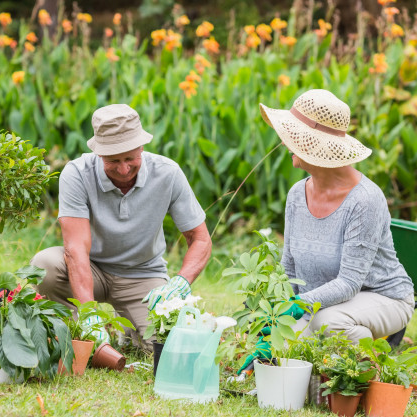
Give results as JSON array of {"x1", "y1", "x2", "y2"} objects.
[
  {"x1": 81, "y1": 314, "x2": 110, "y2": 345},
  {"x1": 142, "y1": 274, "x2": 191, "y2": 310},
  {"x1": 279, "y1": 295, "x2": 305, "y2": 320},
  {"x1": 237, "y1": 328, "x2": 272, "y2": 376}
]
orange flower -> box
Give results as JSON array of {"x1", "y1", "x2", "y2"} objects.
[
  {"x1": 196, "y1": 21, "x2": 214, "y2": 38},
  {"x1": 77, "y1": 13, "x2": 92, "y2": 23},
  {"x1": 179, "y1": 80, "x2": 198, "y2": 98},
  {"x1": 280, "y1": 35, "x2": 297, "y2": 46},
  {"x1": 194, "y1": 54, "x2": 211, "y2": 74},
  {"x1": 256, "y1": 24, "x2": 272, "y2": 41},
  {"x1": 62, "y1": 19, "x2": 73, "y2": 33},
  {"x1": 315, "y1": 19, "x2": 332, "y2": 38},
  {"x1": 0, "y1": 35, "x2": 13, "y2": 47},
  {"x1": 24, "y1": 41, "x2": 35, "y2": 52},
  {"x1": 278, "y1": 74, "x2": 291, "y2": 86},
  {"x1": 369, "y1": 53, "x2": 388, "y2": 74},
  {"x1": 202, "y1": 36, "x2": 219, "y2": 54},
  {"x1": 151, "y1": 29, "x2": 166, "y2": 46},
  {"x1": 26, "y1": 32, "x2": 38, "y2": 43},
  {"x1": 12, "y1": 71, "x2": 25, "y2": 84},
  {"x1": 105, "y1": 47, "x2": 119, "y2": 62},
  {"x1": 175, "y1": 14, "x2": 190, "y2": 28},
  {"x1": 391, "y1": 24, "x2": 404, "y2": 37},
  {"x1": 244, "y1": 25, "x2": 255, "y2": 35},
  {"x1": 10, "y1": 39, "x2": 17, "y2": 49},
  {"x1": 186, "y1": 70, "x2": 201, "y2": 83},
  {"x1": 0, "y1": 12, "x2": 12, "y2": 28},
  {"x1": 113, "y1": 13, "x2": 122, "y2": 26},
  {"x1": 246, "y1": 33, "x2": 261, "y2": 49},
  {"x1": 384, "y1": 7, "x2": 399, "y2": 16},
  {"x1": 105, "y1": 27, "x2": 114, "y2": 38},
  {"x1": 38, "y1": 9, "x2": 52, "y2": 26},
  {"x1": 164, "y1": 29, "x2": 182, "y2": 51},
  {"x1": 378, "y1": 0, "x2": 396, "y2": 5},
  {"x1": 270, "y1": 17, "x2": 287, "y2": 31}
]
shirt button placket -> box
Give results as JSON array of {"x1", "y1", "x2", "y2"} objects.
[{"x1": 120, "y1": 196, "x2": 129, "y2": 219}]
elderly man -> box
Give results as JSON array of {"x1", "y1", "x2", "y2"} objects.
[{"x1": 31, "y1": 104, "x2": 212, "y2": 347}]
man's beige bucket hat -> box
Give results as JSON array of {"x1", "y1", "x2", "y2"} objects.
[
  {"x1": 87, "y1": 104, "x2": 153, "y2": 156},
  {"x1": 260, "y1": 89, "x2": 372, "y2": 168}
]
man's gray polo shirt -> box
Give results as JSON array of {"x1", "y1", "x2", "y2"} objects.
[{"x1": 58, "y1": 152, "x2": 206, "y2": 278}]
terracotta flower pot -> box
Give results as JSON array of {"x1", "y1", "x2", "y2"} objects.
[
  {"x1": 58, "y1": 339, "x2": 94, "y2": 376},
  {"x1": 153, "y1": 341, "x2": 164, "y2": 376},
  {"x1": 363, "y1": 380, "x2": 412, "y2": 417},
  {"x1": 330, "y1": 392, "x2": 362, "y2": 417},
  {"x1": 91, "y1": 342, "x2": 126, "y2": 371}
]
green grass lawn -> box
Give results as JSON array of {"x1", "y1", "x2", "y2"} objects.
[{"x1": 1, "y1": 218, "x2": 417, "y2": 416}]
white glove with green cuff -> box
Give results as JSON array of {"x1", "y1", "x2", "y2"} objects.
[
  {"x1": 143, "y1": 274, "x2": 191, "y2": 310},
  {"x1": 81, "y1": 314, "x2": 110, "y2": 345}
]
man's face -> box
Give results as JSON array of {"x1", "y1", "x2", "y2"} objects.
[{"x1": 100, "y1": 146, "x2": 143, "y2": 186}]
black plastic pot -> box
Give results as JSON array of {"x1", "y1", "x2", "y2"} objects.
[{"x1": 153, "y1": 341, "x2": 164, "y2": 376}]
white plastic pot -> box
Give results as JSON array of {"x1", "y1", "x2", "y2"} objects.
[
  {"x1": 0, "y1": 368, "x2": 24, "y2": 384},
  {"x1": 254, "y1": 358, "x2": 313, "y2": 410}
]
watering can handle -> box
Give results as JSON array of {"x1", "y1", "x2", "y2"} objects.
[{"x1": 176, "y1": 306, "x2": 202, "y2": 328}]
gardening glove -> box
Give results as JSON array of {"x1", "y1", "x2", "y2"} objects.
[
  {"x1": 81, "y1": 314, "x2": 110, "y2": 345},
  {"x1": 279, "y1": 295, "x2": 305, "y2": 320},
  {"x1": 143, "y1": 274, "x2": 191, "y2": 310},
  {"x1": 237, "y1": 328, "x2": 272, "y2": 376}
]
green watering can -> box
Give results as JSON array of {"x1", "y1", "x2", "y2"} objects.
[{"x1": 154, "y1": 306, "x2": 236, "y2": 403}]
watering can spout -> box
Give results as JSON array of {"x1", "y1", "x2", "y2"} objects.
[{"x1": 193, "y1": 316, "x2": 237, "y2": 394}]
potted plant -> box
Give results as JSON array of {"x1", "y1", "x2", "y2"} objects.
[
  {"x1": 359, "y1": 337, "x2": 417, "y2": 417},
  {"x1": 143, "y1": 294, "x2": 215, "y2": 375},
  {"x1": 61, "y1": 298, "x2": 135, "y2": 375},
  {"x1": 221, "y1": 231, "x2": 321, "y2": 411},
  {"x1": 0, "y1": 265, "x2": 74, "y2": 383},
  {"x1": 319, "y1": 343, "x2": 377, "y2": 417}
]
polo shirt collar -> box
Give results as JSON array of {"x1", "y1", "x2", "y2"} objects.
[{"x1": 96, "y1": 153, "x2": 148, "y2": 193}]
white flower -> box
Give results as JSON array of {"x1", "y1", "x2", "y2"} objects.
[
  {"x1": 185, "y1": 313, "x2": 196, "y2": 327},
  {"x1": 155, "y1": 300, "x2": 173, "y2": 318},
  {"x1": 167, "y1": 297, "x2": 186, "y2": 311},
  {"x1": 201, "y1": 312, "x2": 216, "y2": 331},
  {"x1": 184, "y1": 295, "x2": 202, "y2": 307},
  {"x1": 259, "y1": 227, "x2": 272, "y2": 237}
]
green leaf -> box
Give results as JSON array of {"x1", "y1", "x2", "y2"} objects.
[
  {"x1": 2, "y1": 323, "x2": 38, "y2": 368},
  {"x1": 143, "y1": 324, "x2": 156, "y2": 340},
  {"x1": 0, "y1": 272, "x2": 17, "y2": 291},
  {"x1": 197, "y1": 137, "x2": 218, "y2": 157},
  {"x1": 270, "y1": 326, "x2": 284, "y2": 352},
  {"x1": 27, "y1": 314, "x2": 50, "y2": 374},
  {"x1": 259, "y1": 300, "x2": 272, "y2": 315},
  {"x1": 276, "y1": 322, "x2": 295, "y2": 340}
]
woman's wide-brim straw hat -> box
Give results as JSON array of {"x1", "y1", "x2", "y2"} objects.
[{"x1": 260, "y1": 89, "x2": 372, "y2": 168}]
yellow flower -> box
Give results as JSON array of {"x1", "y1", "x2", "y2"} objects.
[
  {"x1": 246, "y1": 33, "x2": 261, "y2": 49},
  {"x1": 38, "y1": 9, "x2": 52, "y2": 26},
  {"x1": 256, "y1": 24, "x2": 272, "y2": 41},
  {"x1": 278, "y1": 74, "x2": 291, "y2": 86},
  {"x1": 270, "y1": 18, "x2": 287, "y2": 31},
  {"x1": 12, "y1": 71, "x2": 25, "y2": 85},
  {"x1": 24, "y1": 41, "x2": 35, "y2": 52},
  {"x1": 175, "y1": 15, "x2": 190, "y2": 28},
  {"x1": 105, "y1": 47, "x2": 119, "y2": 62},
  {"x1": 113, "y1": 13, "x2": 122, "y2": 26},
  {"x1": 77, "y1": 13, "x2": 92, "y2": 23},
  {"x1": 0, "y1": 35, "x2": 13, "y2": 47},
  {"x1": 62, "y1": 19, "x2": 73, "y2": 33},
  {"x1": 26, "y1": 32, "x2": 38, "y2": 43},
  {"x1": 151, "y1": 29, "x2": 166, "y2": 46},
  {"x1": 391, "y1": 24, "x2": 404, "y2": 37},
  {"x1": 244, "y1": 25, "x2": 255, "y2": 35},
  {"x1": 280, "y1": 35, "x2": 297, "y2": 46},
  {"x1": 196, "y1": 21, "x2": 214, "y2": 38},
  {"x1": 202, "y1": 36, "x2": 219, "y2": 54},
  {"x1": 0, "y1": 12, "x2": 12, "y2": 27},
  {"x1": 369, "y1": 53, "x2": 388, "y2": 74},
  {"x1": 164, "y1": 29, "x2": 182, "y2": 51}
]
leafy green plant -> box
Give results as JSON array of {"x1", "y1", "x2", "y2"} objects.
[
  {"x1": 65, "y1": 298, "x2": 135, "y2": 345},
  {"x1": 220, "y1": 231, "x2": 320, "y2": 366},
  {"x1": 320, "y1": 343, "x2": 377, "y2": 396},
  {"x1": 0, "y1": 131, "x2": 56, "y2": 233},
  {"x1": 0, "y1": 265, "x2": 74, "y2": 381},
  {"x1": 359, "y1": 337, "x2": 417, "y2": 387}
]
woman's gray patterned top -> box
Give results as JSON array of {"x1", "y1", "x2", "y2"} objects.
[{"x1": 281, "y1": 174, "x2": 414, "y2": 309}]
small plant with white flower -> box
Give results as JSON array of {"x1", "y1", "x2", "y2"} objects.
[{"x1": 143, "y1": 294, "x2": 215, "y2": 343}]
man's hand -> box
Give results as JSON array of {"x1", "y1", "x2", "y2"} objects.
[
  {"x1": 142, "y1": 275, "x2": 191, "y2": 310},
  {"x1": 279, "y1": 295, "x2": 305, "y2": 320},
  {"x1": 81, "y1": 314, "x2": 110, "y2": 345},
  {"x1": 237, "y1": 328, "x2": 272, "y2": 375}
]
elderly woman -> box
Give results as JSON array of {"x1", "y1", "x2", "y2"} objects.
[{"x1": 260, "y1": 89, "x2": 414, "y2": 343}]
